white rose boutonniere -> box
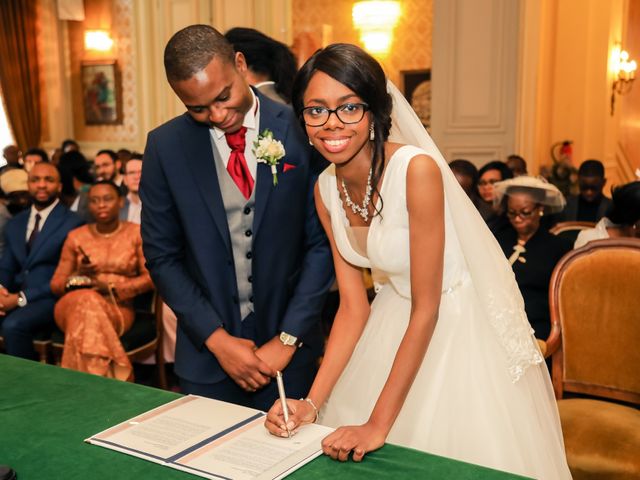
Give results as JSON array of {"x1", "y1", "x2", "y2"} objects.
[{"x1": 253, "y1": 129, "x2": 286, "y2": 186}]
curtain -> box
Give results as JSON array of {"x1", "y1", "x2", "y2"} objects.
[{"x1": 0, "y1": 0, "x2": 41, "y2": 151}]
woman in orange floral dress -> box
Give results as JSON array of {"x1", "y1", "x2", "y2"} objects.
[{"x1": 51, "y1": 181, "x2": 153, "y2": 380}]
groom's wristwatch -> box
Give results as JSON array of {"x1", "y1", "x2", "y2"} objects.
[
  {"x1": 279, "y1": 331, "x2": 303, "y2": 348},
  {"x1": 17, "y1": 292, "x2": 27, "y2": 308}
]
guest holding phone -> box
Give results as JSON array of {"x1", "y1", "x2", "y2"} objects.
[{"x1": 51, "y1": 181, "x2": 153, "y2": 380}]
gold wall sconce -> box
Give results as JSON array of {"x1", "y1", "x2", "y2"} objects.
[
  {"x1": 610, "y1": 46, "x2": 637, "y2": 115},
  {"x1": 84, "y1": 30, "x2": 114, "y2": 52},
  {"x1": 352, "y1": 1, "x2": 402, "y2": 57}
]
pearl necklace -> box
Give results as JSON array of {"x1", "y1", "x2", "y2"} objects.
[{"x1": 341, "y1": 168, "x2": 373, "y2": 222}]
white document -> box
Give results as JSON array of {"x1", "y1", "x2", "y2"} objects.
[{"x1": 87, "y1": 395, "x2": 333, "y2": 480}]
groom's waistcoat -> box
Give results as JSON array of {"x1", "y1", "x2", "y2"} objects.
[{"x1": 212, "y1": 136, "x2": 255, "y2": 321}]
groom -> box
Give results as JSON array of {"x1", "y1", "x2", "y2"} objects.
[{"x1": 140, "y1": 25, "x2": 333, "y2": 410}]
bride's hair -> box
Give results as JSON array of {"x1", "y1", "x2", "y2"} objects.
[{"x1": 292, "y1": 43, "x2": 393, "y2": 217}]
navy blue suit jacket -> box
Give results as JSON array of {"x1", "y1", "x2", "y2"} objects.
[
  {"x1": 141, "y1": 92, "x2": 334, "y2": 384},
  {"x1": 0, "y1": 202, "x2": 84, "y2": 302}
]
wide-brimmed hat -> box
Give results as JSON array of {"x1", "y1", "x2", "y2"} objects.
[
  {"x1": 493, "y1": 175, "x2": 566, "y2": 213},
  {"x1": 0, "y1": 168, "x2": 28, "y2": 194}
]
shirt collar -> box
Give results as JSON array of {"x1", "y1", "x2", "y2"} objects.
[
  {"x1": 30, "y1": 197, "x2": 59, "y2": 221},
  {"x1": 212, "y1": 88, "x2": 258, "y2": 140}
]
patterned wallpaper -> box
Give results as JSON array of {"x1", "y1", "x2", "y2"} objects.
[
  {"x1": 291, "y1": 0, "x2": 432, "y2": 87},
  {"x1": 69, "y1": 0, "x2": 138, "y2": 146}
]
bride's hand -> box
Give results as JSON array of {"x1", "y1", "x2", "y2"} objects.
[
  {"x1": 321, "y1": 422, "x2": 386, "y2": 462},
  {"x1": 264, "y1": 398, "x2": 316, "y2": 437}
]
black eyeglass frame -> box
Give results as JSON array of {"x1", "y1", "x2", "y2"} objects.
[
  {"x1": 300, "y1": 103, "x2": 370, "y2": 127},
  {"x1": 505, "y1": 208, "x2": 539, "y2": 219}
]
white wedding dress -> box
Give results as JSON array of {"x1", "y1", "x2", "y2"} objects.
[{"x1": 317, "y1": 144, "x2": 571, "y2": 479}]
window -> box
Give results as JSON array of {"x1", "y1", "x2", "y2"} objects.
[{"x1": 0, "y1": 86, "x2": 15, "y2": 167}]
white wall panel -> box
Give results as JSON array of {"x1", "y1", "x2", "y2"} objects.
[{"x1": 432, "y1": 0, "x2": 520, "y2": 164}]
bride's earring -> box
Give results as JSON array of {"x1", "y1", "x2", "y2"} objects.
[
  {"x1": 369, "y1": 124, "x2": 375, "y2": 141},
  {"x1": 309, "y1": 139, "x2": 314, "y2": 146}
]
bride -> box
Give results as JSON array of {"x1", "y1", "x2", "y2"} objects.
[{"x1": 265, "y1": 43, "x2": 571, "y2": 479}]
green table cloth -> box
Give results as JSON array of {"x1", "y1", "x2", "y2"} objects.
[{"x1": 0, "y1": 355, "x2": 528, "y2": 479}]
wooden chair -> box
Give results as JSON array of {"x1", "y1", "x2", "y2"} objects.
[
  {"x1": 51, "y1": 290, "x2": 168, "y2": 389},
  {"x1": 546, "y1": 238, "x2": 640, "y2": 479},
  {"x1": 0, "y1": 331, "x2": 51, "y2": 363},
  {"x1": 549, "y1": 221, "x2": 596, "y2": 245}
]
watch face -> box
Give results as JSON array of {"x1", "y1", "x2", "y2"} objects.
[{"x1": 280, "y1": 332, "x2": 297, "y2": 346}]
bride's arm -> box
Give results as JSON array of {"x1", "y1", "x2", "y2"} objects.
[
  {"x1": 322, "y1": 154, "x2": 445, "y2": 461},
  {"x1": 264, "y1": 181, "x2": 371, "y2": 431}
]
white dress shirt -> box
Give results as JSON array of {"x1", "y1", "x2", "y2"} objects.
[
  {"x1": 25, "y1": 198, "x2": 60, "y2": 242},
  {"x1": 574, "y1": 217, "x2": 614, "y2": 249},
  {"x1": 127, "y1": 194, "x2": 142, "y2": 225},
  {"x1": 210, "y1": 89, "x2": 260, "y2": 180}
]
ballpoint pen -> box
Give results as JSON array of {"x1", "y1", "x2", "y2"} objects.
[{"x1": 276, "y1": 371, "x2": 291, "y2": 438}]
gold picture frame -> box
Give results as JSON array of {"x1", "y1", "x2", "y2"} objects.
[
  {"x1": 401, "y1": 69, "x2": 431, "y2": 130},
  {"x1": 80, "y1": 60, "x2": 122, "y2": 125}
]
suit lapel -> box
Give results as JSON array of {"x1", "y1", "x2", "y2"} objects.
[
  {"x1": 26, "y1": 203, "x2": 65, "y2": 263},
  {"x1": 181, "y1": 116, "x2": 232, "y2": 253},
  {"x1": 253, "y1": 96, "x2": 289, "y2": 236},
  {"x1": 12, "y1": 212, "x2": 29, "y2": 264}
]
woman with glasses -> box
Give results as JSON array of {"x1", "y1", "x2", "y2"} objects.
[
  {"x1": 476, "y1": 161, "x2": 513, "y2": 233},
  {"x1": 264, "y1": 44, "x2": 571, "y2": 479},
  {"x1": 494, "y1": 177, "x2": 570, "y2": 340}
]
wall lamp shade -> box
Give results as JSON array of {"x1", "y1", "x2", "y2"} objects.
[
  {"x1": 611, "y1": 47, "x2": 637, "y2": 115},
  {"x1": 84, "y1": 30, "x2": 114, "y2": 52},
  {"x1": 352, "y1": 1, "x2": 401, "y2": 56}
]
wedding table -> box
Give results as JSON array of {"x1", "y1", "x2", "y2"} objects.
[{"x1": 0, "y1": 354, "x2": 529, "y2": 479}]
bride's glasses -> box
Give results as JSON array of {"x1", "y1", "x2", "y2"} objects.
[{"x1": 301, "y1": 103, "x2": 369, "y2": 127}]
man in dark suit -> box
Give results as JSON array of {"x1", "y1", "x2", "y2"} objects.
[
  {"x1": 0, "y1": 162, "x2": 83, "y2": 359},
  {"x1": 141, "y1": 25, "x2": 333, "y2": 410},
  {"x1": 554, "y1": 159, "x2": 612, "y2": 223}
]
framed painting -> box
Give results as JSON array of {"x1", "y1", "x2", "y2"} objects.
[
  {"x1": 401, "y1": 69, "x2": 431, "y2": 130},
  {"x1": 81, "y1": 60, "x2": 122, "y2": 125}
]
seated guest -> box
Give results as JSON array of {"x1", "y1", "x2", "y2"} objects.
[
  {"x1": 23, "y1": 148, "x2": 49, "y2": 173},
  {"x1": 0, "y1": 169, "x2": 31, "y2": 257},
  {"x1": 476, "y1": 160, "x2": 513, "y2": 233},
  {"x1": 51, "y1": 181, "x2": 153, "y2": 380},
  {"x1": 117, "y1": 148, "x2": 133, "y2": 164},
  {"x1": 58, "y1": 151, "x2": 94, "y2": 222},
  {"x1": 95, "y1": 149, "x2": 126, "y2": 194},
  {"x1": 1, "y1": 169, "x2": 31, "y2": 216},
  {"x1": 119, "y1": 154, "x2": 178, "y2": 370},
  {"x1": 1, "y1": 145, "x2": 22, "y2": 173},
  {"x1": 554, "y1": 159, "x2": 611, "y2": 223},
  {"x1": 0, "y1": 163, "x2": 83, "y2": 359},
  {"x1": 493, "y1": 176, "x2": 571, "y2": 340},
  {"x1": 225, "y1": 27, "x2": 297, "y2": 104},
  {"x1": 449, "y1": 159, "x2": 479, "y2": 200},
  {"x1": 61, "y1": 139, "x2": 79, "y2": 153},
  {"x1": 119, "y1": 154, "x2": 142, "y2": 224},
  {"x1": 575, "y1": 180, "x2": 640, "y2": 248},
  {"x1": 506, "y1": 154, "x2": 528, "y2": 177}
]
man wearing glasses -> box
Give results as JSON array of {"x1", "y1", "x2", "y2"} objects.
[
  {"x1": 119, "y1": 153, "x2": 143, "y2": 224},
  {"x1": 140, "y1": 25, "x2": 333, "y2": 410}
]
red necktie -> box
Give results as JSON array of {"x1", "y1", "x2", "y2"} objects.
[{"x1": 225, "y1": 127, "x2": 254, "y2": 199}]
